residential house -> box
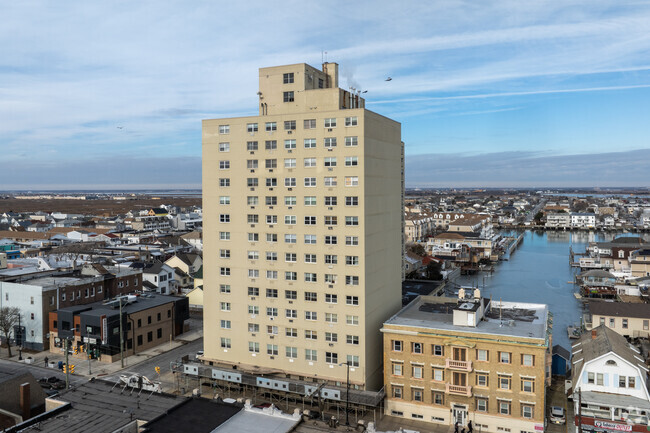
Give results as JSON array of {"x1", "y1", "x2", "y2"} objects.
[
  {"x1": 571, "y1": 213, "x2": 596, "y2": 229},
  {"x1": 138, "y1": 262, "x2": 174, "y2": 295},
  {"x1": 586, "y1": 301, "x2": 650, "y2": 338},
  {"x1": 545, "y1": 213, "x2": 571, "y2": 229},
  {"x1": 571, "y1": 326, "x2": 650, "y2": 433}
]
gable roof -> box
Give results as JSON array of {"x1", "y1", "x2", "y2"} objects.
[
  {"x1": 552, "y1": 344, "x2": 571, "y2": 360},
  {"x1": 572, "y1": 325, "x2": 644, "y2": 373},
  {"x1": 589, "y1": 300, "x2": 650, "y2": 319}
]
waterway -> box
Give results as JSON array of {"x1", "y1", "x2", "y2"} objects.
[{"x1": 455, "y1": 230, "x2": 620, "y2": 350}]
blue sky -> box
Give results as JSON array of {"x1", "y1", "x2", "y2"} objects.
[{"x1": 1, "y1": 0, "x2": 650, "y2": 189}]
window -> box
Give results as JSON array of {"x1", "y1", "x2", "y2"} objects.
[
  {"x1": 249, "y1": 342, "x2": 260, "y2": 353},
  {"x1": 304, "y1": 138, "x2": 316, "y2": 149},
  {"x1": 324, "y1": 137, "x2": 337, "y2": 148},
  {"x1": 596, "y1": 373, "x2": 604, "y2": 386},
  {"x1": 346, "y1": 236, "x2": 359, "y2": 246},
  {"x1": 266, "y1": 288, "x2": 278, "y2": 298},
  {"x1": 619, "y1": 375, "x2": 626, "y2": 387},
  {"x1": 623, "y1": 319, "x2": 628, "y2": 329},
  {"x1": 247, "y1": 177, "x2": 258, "y2": 187},
  {"x1": 284, "y1": 195, "x2": 296, "y2": 206},
  {"x1": 247, "y1": 159, "x2": 258, "y2": 169},
  {"x1": 285, "y1": 290, "x2": 297, "y2": 300},
  {"x1": 220, "y1": 320, "x2": 231, "y2": 329},
  {"x1": 286, "y1": 346, "x2": 297, "y2": 358},
  {"x1": 266, "y1": 270, "x2": 277, "y2": 279},
  {"x1": 344, "y1": 136, "x2": 358, "y2": 147},
  {"x1": 476, "y1": 349, "x2": 489, "y2": 361},
  {"x1": 265, "y1": 122, "x2": 277, "y2": 132},
  {"x1": 326, "y1": 352, "x2": 338, "y2": 364},
  {"x1": 346, "y1": 295, "x2": 359, "y2": 305},
  {"x1": 345, "y1": 116, "x2": 358, "y2": 126},
  {"x1": 412, "y1": 342, "x2": 423, "y2": 354},
  {"x1": 266, "y1": 178, "x2": 277, "y2": 188},
  {"x1": 324, "y1": 118, "x2": 336, "y2": 128},
  {"x1": 266, "y1": 233, "x2": 277, "y2": 243},
  {"x1": 644, "y1": 320, "x2": 649, "y2": 330},
  {"x1": 284, "y1": 120, "x2": 296, "y2": 130},
  {"x1": 325, "y1": 332, "x2": 338, "y2": 342},
  {"x1": 499, "y1": 375, "x2": 511, "y2": 390},
  {"x1": 285, "y1": 215, "x2": 296, "y2": 225},
  {"x1": 286, "y1": 328, "x2": 297, "y2": 337},
  {"x1": 345, "y1": 255, "x2": 358, "y2": 265},
  {"x1": 247, "y1": 123, "x2": 258, "y2": 132},
  {"x1": 219, "y1": 142, "x2": 230, "y2": 152},
  {"x1": 248, "y1": 305, "x2": 259, "y2": 315},
  {"x1": 412, "y1": 388, "x2": 423, "y2": 402},
  {"x1": 265, "y1": 159, "x2": 277, "y2": 169},
  {"x1": 392, "y1": 386, "x2": 403, "y2": 399},
  {"x1": 476, "y1": 374, "x2": 488, "y2": 387},
  {"x1": 345, "y1": 216, "x2": 359, "y2": 226},
  {"x1": 286, "y1": 309, "x2": 297, "y2": 318},
  {"x1": 219, "y1": 124, "x2": 230, "y2": 134},
  {"x1": 476, "y1": 398, "x2": 488, "y2": 412},
  {"x1": 324, "y1": 157, "x2": 337, "y2": 167},
  {"x1": 432, "y1": 392, "x2": 444, "y2": 406},
  {"x1": 248, "y1": 287, "x2": 259, "y2": 296},
  {"x1": 346, "y1": 315, "x2": 359, "y2": 325},
  {"x1": 220, "y1": 178, "x2": 230, "y2": 187},
  {"x1": 347, "y1": 355, "x2": 360, "y2": 367},
  {"x1": 303, "y1": 215, "x2": 316, "y2": 225},
  {"x1": 285, "y1": 234, "x2": 297, "y2": 244},
  {"x1": 325, "y1": 313, "x2": 338, "y2": 323},
  {"x1": 305, "y1": 349, "x2": 317, "y2": 361},
  {"x1": 247, "y1": 214, "x2": 259, "y2": 224},
  {"x1": 433, "y1": 345, "x2": 444, "y2": 356},
  {"x1": 267, "y1": 344, "x2": 279, "y2": 356},
  {"x1": 345, "y1": 156, "x2": 358, "y2": 166},
  {"x1": 221, "y1": 338, "x2": 231, "y2": 348},
  {"x1": 305, "y1": 311, "x2": 317, "y2": 321},
  {"x1": 266, "y1": 214, "x2": 277, "y2": 224},
  {"x1": 267, "y1": 307, "x2": 278, "y2": 317},
  {"x1": 325, "y1": 293, "x2": 337, "y2": 304},
  {"x1": 220, "y1": 284, "x2": 231, "y2": 293},
  {"x1": 521, "y1": 378, "x2": 534, "y2": 393},
  {"x1": 324, "y1": 176, "x2": 337, "y2": 186},
  {"x1": 248, "y1": 269, "x2": 259, "y2": 278},
  {"x1": 345, "y1": 196, "x2": 358, "y2": 207},
  {"x1": 522, "y1": 405, "x2": 534, "y2": 419},
  {"x1": 499, "y1": 401, "x2": 511, "y2": 415},
  {"x1": 325, "y1": 196, "x2": 337, "y2": 206},
  {"x1": 305, "y1": 330, "x2": 317, "y2": 340},
  {"x1": 325, "y1": 235, "x2": 337, "y2": 245},
  {"x1": 304, "y1": 234, "x2": 316, "y2": 244},
  {"x1": 345, "y1": 275, "x2": 359, "y2": 285},
  {"x1": 325, "y1": 254, "x2": 338, "y2": 264},
  {"x1": 220, "y1": 267, "x2": 230, "y2": 276},
  {"x1": 219, "y1": 214, "x2": 230, "y2": 223},
  {"x1": 248, "y1": 232, "x2": 260, "y2": 241},
  {"x1": 267, "y1": 325, "x2": 278, "y2": 335},
  {"x1": 220, "y1": 249, "x2": 230, "y2": 258},
  {"x1": 522, "y1": 354, "x2": 534, "y2": 366},
  {"x1": 220, "y1": 302, "x2": 231, "y2": 311},
  {"x1": 609, "y1": 318, "x2": 615, "y2": 327},
  {"x1": 265, "y1": 139, "x2": 277, "y2": 149},
  {"x1": 248, "y1": 250, "x2": 259, "y2": 260},
  {"x1": 305, "y1": 272, "x2": 317, "y2": 282},
  {"x1": 345, "y1": 176, "x2": 359, "y2": 186},
  {"x1": 219, "y1": 160, "x2": 230, "y2": 169},
  {"x1": 283, "y1": 72, "x2": 294, "y2": 84},
  {"x1": 219, "y1": 196, "x2": 230, "y2": 205},
  {"x1": 247, "y1": 141, "x2": 258, "y2": 151},
  {"x1": 304, "y1": 119, "x2": 316, "y2": 129},
  {"x1": 304, "y1": 157, "x2": 316, "y2": 167},
  {"x1": 304, "y1": 177, "x2": 316, "y2": 187},
  {"x1": 285, "y1": 252, "x2": 296, "y2": 262},
  {"x1": 284, "y1": 139, "x2": 296, "y2": 149},
  {"x1": 304, "y1": 253, "x2": 317, "y2": 263},
  {"x1": 283, "y1": 91, "x2": 294, "y2": 102},
  {"x1": 284, "y1": 158, "x2": 296, "y2": 168},
  {"x1": 499, "y1": 352, "x2": 511, "y2": 364},
  {"x1": 248, "y1": 196, "x2": 259, "y2": 206},
  {"x1": 304, "y1": 196, "x2": 316, "y2": 206},
  {"x1": 629, "y1": 376, "x2": 636, "y2": 388},
  {"x1": 285, "y1": 271, "x2": 297, "y2": 281}
]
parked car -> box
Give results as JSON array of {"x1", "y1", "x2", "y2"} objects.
[{"x1": 550, "y1": 406, "x2": 566, "y2": 424}]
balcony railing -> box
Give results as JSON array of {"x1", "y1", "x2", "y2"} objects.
[
  {"x1": 446, "y1": 383, "x2": 472, "y2": 397},
  {"x1": 446, "y1": 359, "x2": 472, "y2": 372}
]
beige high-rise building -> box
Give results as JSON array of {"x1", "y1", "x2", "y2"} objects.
[{"x1": 202, "y1": 62, "x2": 403, "y2": 390}]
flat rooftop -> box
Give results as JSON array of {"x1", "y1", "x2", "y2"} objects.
[
  {"x1": 57, "y1": 293, "x2": 179, "y2": 316},
  {"x1": 384, "y1": 295, "x2": 549, "y2": 341}
]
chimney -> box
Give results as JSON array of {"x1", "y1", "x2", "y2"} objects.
[
  {"x1": 20, "y1": 382, "x2": 30, "y2": 421},
  {"x1": 591, "y1": 330, "x2": 597, "y2": 340}
]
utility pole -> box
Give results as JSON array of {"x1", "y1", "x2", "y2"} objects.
[
  {"x1": 64, "y1": 338, "x2": 70, "y2": 389},
  {"x1": 578, "y1": 388, "x2": 583, "y2": 433},
  {"x1": 119, "y1": 297, "x2": 124, "y2": 368}
]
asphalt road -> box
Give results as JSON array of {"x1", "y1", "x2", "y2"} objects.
[{"x1": 0, "y1": 358, "x2": 86, "y2": 387}]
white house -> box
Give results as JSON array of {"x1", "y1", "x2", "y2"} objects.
[
  {"x1": 571, "y1": 213, "x2": 597, "y2": 229},
  {"x1": 141, "y1": 262, "x2": 175, "y2": 295},
  {"x1": 571, "y1": 326, "x2": 650, "y2": 433}
]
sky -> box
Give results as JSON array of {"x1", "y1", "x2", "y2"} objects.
[{"x1": 1, "y1": 1, "x2": 650, "y2": 189}]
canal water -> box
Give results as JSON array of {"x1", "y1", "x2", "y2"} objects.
[{"x1": 455, "y1": 230, "x2": 616, "y2": 350}]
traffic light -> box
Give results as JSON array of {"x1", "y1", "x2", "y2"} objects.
[
  {"x1": 69, "y1": 364, "x2": 75, "y2": 374},
  {"x1": 154, "y1": 366, "x2": 161, "y2": 374},
  {"x1": 62, "y1": 364, "x2": 67, "y2": 373},
  {"x1": 73, "y1": 346, "x2": 78, "y2": 355}
]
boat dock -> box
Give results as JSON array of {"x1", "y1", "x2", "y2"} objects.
[{"x1": 501, "y1": 233, "x2": 524, "y2": 260}]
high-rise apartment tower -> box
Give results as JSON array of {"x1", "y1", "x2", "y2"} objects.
[{"x1": 202, "y1": 62, "x2": 403, "y2": 390}]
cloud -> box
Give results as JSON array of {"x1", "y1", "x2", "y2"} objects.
[{"x1": 405, "y1": 149, "x2": 650, "y2": 188}]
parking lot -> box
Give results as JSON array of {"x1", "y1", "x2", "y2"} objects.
[{"x1": 546, "y1": 376, "x2": 573, "y2": 433}]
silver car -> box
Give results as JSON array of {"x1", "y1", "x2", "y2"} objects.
[{"x1": 550, "y1": 406, "x2": 566, "y2": 424}]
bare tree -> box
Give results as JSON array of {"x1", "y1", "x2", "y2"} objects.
[{"x1": 0, "y1": 307, "x2": 21, "y2": 358}]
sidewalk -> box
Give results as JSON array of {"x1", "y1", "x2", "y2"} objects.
[{"x1": 0, "y1": 327, "x2": 203, "y2": 379}]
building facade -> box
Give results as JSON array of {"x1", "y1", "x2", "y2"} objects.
[
  {"x1": 202, "y1": 62, "x2": 403, "y2": 390},
  {"x1": 382, "y1": 292, "x2": 550, "y2": 432}
]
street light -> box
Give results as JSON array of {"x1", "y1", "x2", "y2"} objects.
[{"x1": 338, "y1": 361, "x2": 351, "y2": 426}]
